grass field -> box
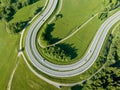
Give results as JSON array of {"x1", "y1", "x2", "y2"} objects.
[
  {"x1": 61, "y1": 6, "x2": 120, "y2": 62},
  {"x1": 9, "y1": 0, "x2": 45, "y2": 23},
  {"x1": 0, "y1": 21, "x2": 19, "y2": 90},
  {"x1": 11, "y1": 56, "x2": 58, "y2": 90},
  {"x1": 39, "y1": 0, "x2": 104, "y2": 41},
  {"x1": 50, "y1": 0, "x2": 104, "y2": 38},
  {"x1": 61, "y1": 16, "x2": 104, "y2": 61}
]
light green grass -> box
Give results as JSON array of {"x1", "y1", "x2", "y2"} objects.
[
  {"x1": 62, "y1": 16, "x2": 104, "y2": 61},
  {"x1": 51, "y1": 0, "x2": 104, "y2": 38},
  {"x1": 38, "y1": 0, "x2": 104, "y2": 45},
  {"x1": 10, "y1": 0, "x2": 46, "y2": 23},
  {"x1": 0, "y1": 21, "x2": 19, "y2": 90},
  {"x1": 11, "y1": 56, "x2": 58, "y2": 90}
]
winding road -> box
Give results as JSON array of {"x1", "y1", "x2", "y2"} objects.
[{"x1": 25, "y1": 0, "x2": 120, "y2": 77}]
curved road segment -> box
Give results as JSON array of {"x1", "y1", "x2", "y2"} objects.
[{"x1": 25, "y1": 0, "x2": 120, "y2": 77}]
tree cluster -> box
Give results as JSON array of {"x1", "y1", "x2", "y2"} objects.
[
  {"x1": 7, "y1": 21, "x2": 27, "y2": 33},
  {"x1": 42, "y1": 43, "x2": 77, "y2": 62},
  {"x1": 43, "y1": 46, "x2": 71, "y2": 61},
  {"x1": 81, "y1": 67, "x2": 120, "y2": 90},
  {"x1": 0, "y1": 5, "x2": 15, "y2": 21}
]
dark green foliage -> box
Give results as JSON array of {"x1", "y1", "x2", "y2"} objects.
[
  {"x1": 43, "y1": 43, "x2": 77, "y2": 61},
  {"x1": 92, "y1": 68, "x2": 120, "y2": 89},
  {"x1": 8, "y1": 21, "x2": 28, "y2": 33},
  {"x1": 109, "y1": 43, "x2": 120, "y2": 68},
  {"x1": 56, "y1": 14, "x2": 63, "y2": 20},
  {"x1": 104, "y1": 34, "x2": 113, "y2": 56},
  {"x1": 78, "y1": 68, "x2": 120, "y2": 90},
  {"x1": 98, "y1": 11, "x2": 108, "y2": 20},
  {"x1": 0, "y1": 6, "x2": 15, "y2": 21},
  {"x1": 71, "y1": 85, "x2": 83, "y2": 90},
  {"x1": 16, "y1": 2, "x2": 22, "y2": 9},
  {"x1": 42, "y1": 23, "x2": 61, "y2": 44},
  {"x1": 34, "y1": 7, "x2": 43, "y2": 15},
  {"x1": 56, "y1": 44, "x2": 77, "y2": 59}
]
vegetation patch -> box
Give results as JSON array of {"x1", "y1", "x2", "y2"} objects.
[
  {"x1": 72, "y1": 22, "x2": 120, "y2": 90},
  {"x1": 7, "y1": 21, "x2": 28, "y2": 33},
  {"x1": 39, "y1": 43, "x2": 77, "y2": 64}
]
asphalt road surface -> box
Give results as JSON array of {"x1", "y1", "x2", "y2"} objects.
[{"x1": 25, "y1": 0, "x2": 120, "y2": 77}]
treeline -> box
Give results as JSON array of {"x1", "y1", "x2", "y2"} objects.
[
  {"x1": 71, "y1": 67, "x2": 120, "y2": 90},
  {"x1": 80, "y1": 67, "x2": 120, "y2": 90},
  {"x1": 98, "y1": 0, "x2": 120, "y2": 20}
]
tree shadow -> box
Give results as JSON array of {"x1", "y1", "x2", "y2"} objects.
[
  {"x1": 71, "y1": 85, "x2": 83, "y2": 90},
  {"x1": 34, "y1": 7, "x2": 43, "y2": 15},
  {"x1": 45, "y1": 43, "x2": 78, "y2": 60},
  {"x1": 56, "y1": 43, "x2": 78, "y2": 60},
  {"x1": 42, "y1": 23, "x2": 61, "y2": 44},
  {"x1": 42, "y1": 23, "x2": 78, "y2": 60},
  {"x1": 10, "y1": 0, "x2": 39, "y2": 4},
  {"x1": 27, "y1": 0, "x2": 39, "y2": 4}
]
